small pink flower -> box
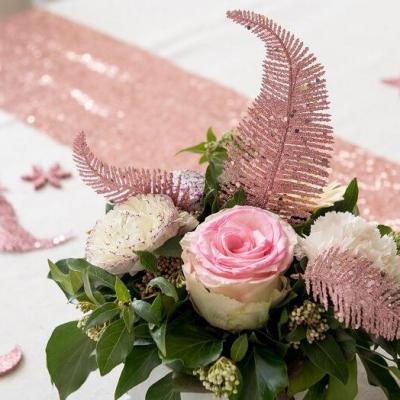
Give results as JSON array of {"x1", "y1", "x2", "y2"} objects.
[{"x1": 181, "y1": 206, "x2": 297, "y2": 330}]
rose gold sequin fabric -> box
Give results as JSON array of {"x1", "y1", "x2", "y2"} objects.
[{"x1": 0, "y1": 9, "x2": 399, "y2": 228}]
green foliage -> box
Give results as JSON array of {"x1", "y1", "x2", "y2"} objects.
[
  {"x1": 238, "y1": 346, "x2": 288, "y2": 400},
  {"x1": 48, "y1": 260, "x2": 83, "y2": 297},
  {"x1": 148, "y1": 277, "x2": 178, "y2": 301},
  {"x1": 230, "y1": 334, "x2": 249, "y2": 363},
  {"x1": 154, "y1": 236, "x2": 183, "y2": 258},
  {"x1": 134, "y1": 251, "x2": 159, "y2": 274},
  {"x1": 115, "y1": 277, "x2": 131, "y2": 303},
  {"x1": 288, "y1": 360, "x2": 325, "y2": 395},
  {"x1": 326, "y1": 358, "x2": 358, "y2": 400},
  {"x1": 46, "y1": 321, "x2": 97, "y2": 400},
  {"x1": 96, "y1": 319, "x2": 134, "y2": 376},
  {"x1": 115, "y1": 345, "x2": 161, "y2": 399},
  {"x1": 84, "y1": 302, "x2": 120, "y2": 330},
  {"x1": 302, "y1": 335, "x2": 348, "y2": 384},
  {"x1": 163, "y1": 315, "x2": 223, "y2": 369},
  {"x1": 133, "y1": 299, "x2": 161, "y2": 325},
  {"x1": 146, "y1": 373, "x2": 181, "y2": 400}
]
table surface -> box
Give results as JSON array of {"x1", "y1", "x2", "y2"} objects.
[{"x1": 0, "y1": 1, "x2": 399, "y2": 399}]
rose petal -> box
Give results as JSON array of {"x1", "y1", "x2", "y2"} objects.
[{"x1": 0, "y1": 346, "x2": 22, "y2": 376}]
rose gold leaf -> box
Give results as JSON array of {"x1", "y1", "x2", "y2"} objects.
[
  {"x1": 0, "y1": 191, "x2": 72, "y2": 252},
  {"x1": 305, "y1": 248, "x2": 400, "y2": 340},
  {"x1": 73, "y1": 132, "x2": 194, "y2": 210},
  {"x1": 221, "y1": 10, "x2": 334, "y2": 221},
  {"x1": 0, "y1": 346, "x2": 22, "y2": 376}
]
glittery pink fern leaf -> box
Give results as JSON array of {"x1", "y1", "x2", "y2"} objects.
[
  {"x1": 222, "y1": 10, "x2": 334, "y2": 220},
  {"x1": 73, "y1": 133, "x2": 191, "y2": 209},
  {"x1": 305, "y1": 248, "x2": 400, "y2": 340}
]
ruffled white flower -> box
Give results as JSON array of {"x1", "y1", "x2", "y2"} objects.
[
  {"x1": 86, "y1": 194, "x2": 198, "y2": 275},
  {"x1": 301, "y1": 211, "x2": 400, "y2": 281},
  {"x1": 314, "y1": 182, "x2": 346, "y2": 209}
]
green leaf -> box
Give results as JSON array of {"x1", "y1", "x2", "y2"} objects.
[
  {"x1": 48, "y1": 260, "x2": 82, "y2": 296},
  {"x1": 134, "y1": 251, "x2": 158, "y2": 274},
  {"x1": 148, "y1": 277, "x2": 178, "y2": 302},
  {"x1": 85, "y1": 302, "x2": 120, "y2": 330},
  {"x1": 146, "y1": 373, "x2": 181, "y2": 400},
  {"x1": 304, "y1": 377, "x2": 328, "y2": 400},
  {"x1": 114, "y1": 345, "x2": 161, "y2": 399},
  {"x1": 105, "y1": 202, "x2": 114, "y2": 213},
  {"x1": 378, "y1": 224, "x2": 393, "y2": 236},
  {"x1": 164, "y1": 317, "x2": 223, "y2": 368},
  {"x1": 334, "y1": 178, "x2": 358, "y2": 213},
  {"x1": 177, "y1": 142, "x2": 206, "y2": 155},
  {"x1": 151, "y1": 322, "x2": 167, "y2": 356},
  {"x1": 67, "y1": 258, "x2": 116, "y2": 289},
  {"x1": 207, "y1": 127, "x2": 217, "y2": 142},
  {"x1": 154, "y1": 236, "x2": 183, "y2": 258},
  {"x1": 115, "y1": 277, "x2": 131, "y2": 303},
  {"x1": 46, "y1": 321, "x2": 96, "y2": 400},
  {"x1": 150, "y1": 294, "x2": 164, "y2": 323},
  {"x1": 231, "y1": 334, "x2": 248, "y2": 363},
  {"x1": 288, "y1": 360, "x2": 326, "y2": 395},
  {"x1": 326, "y1": 358, "x2": 357, "y2": 400},
  {"x1": 287, "y1": 325, "x2": 307, "y2": 343},
  {"x1": 358, "y1": 350, "x2": 400, "y2": 399},
  {"x1": 239, "y1": 346, "x2": 288, "y2": 400},
  {"x1": 132, "y1": 300, "x2": 160, "y2": 325},
  {"x1": 302, "y1": 335, "x2": 348, "y2": 384},
  {"x1": 390, "y1": 366, "x2": 400, "y2": 380},
  {"x1": 223, "y1": 188, "x2": 246, "y2": 209},
  {"x1": 96, "y1": 319, "x2": 134, "y2": 376},
  {"x1": 171, "y1": 372, "x2": 208, "y2": 393},
  {"x1": 122, "y1": 306, "x2": 134, "y2": 333}
]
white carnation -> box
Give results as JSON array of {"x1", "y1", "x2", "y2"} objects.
[
  {"x1": 301, "y1": 211, "x2": 400, "y2": 280},
  {"x1": 86, "y1": 194, "x2": 198, "y2": 275}
]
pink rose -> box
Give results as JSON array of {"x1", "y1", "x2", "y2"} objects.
[{"x1": 181, "y1": 206, "x2": 297, "y2": 330}]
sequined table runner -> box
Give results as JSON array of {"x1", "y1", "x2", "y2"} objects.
[{"x1": 0, "y1": 9, "x2": 399, "y2": 228}]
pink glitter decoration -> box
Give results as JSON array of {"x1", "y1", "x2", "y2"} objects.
[
  {"x1": 221, "y1": 10, "x2": 333, "y2": 220},
  {"x1": 22, "y1": 163, "x2": 71, "y2": 190},
  {"x1": 305, "y1": 248, "x2": 400, "y2": 341},
  {"x1": 0, "y1": 10, "x2": 399, "y2": 228},
  {"x1": 383, "y1": 77, "x2": 400, "y2": 92},
  {"x1": 73, "y1": 133, "x2": 194, "y2": 210},
  {"x1": 0, "y1": 188, "x2": 72, "y2": 252},
  {"x1": 0, "y1": 346, "x2": 22, "y2": 376}
]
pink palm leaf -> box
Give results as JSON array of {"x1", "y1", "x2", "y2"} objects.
[
  {"x1": 73, "y1": 133, "x2": 193, "y2": 210},
  {"x1": 222, "y1": 10, "x2": 334, "y2": 220},
  {"x1": 305, "y1": 248, "x2": 400, "y2": 340}
]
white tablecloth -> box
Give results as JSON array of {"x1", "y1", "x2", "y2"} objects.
[{"x1": 1, "y1": 0, "x2": 399, "y2": 399}]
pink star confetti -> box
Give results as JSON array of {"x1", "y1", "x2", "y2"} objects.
[
  {"x1": 0, "y1": 346, "x2": 22, "y2": 376},
  {"x1": 22, "y1": 163, "x2": 71, "y2": 190},
  {"x1": 382, "y1": 77, "x2": 400, "y2": 92}
]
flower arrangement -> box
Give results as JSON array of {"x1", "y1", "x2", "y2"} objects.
[{"x1": 46, "y1": 10, "x2": 400, "y2": 400}]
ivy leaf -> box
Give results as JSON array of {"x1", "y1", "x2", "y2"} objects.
[
  {"x1": 302, "y1": 335, "x2": 348, "y2": 384},
  {"x1": 358, "y1": 350, "x2": 400, "y2": 399},
  {"x1": 67, "y1": 258, "x2": 116, "y2": 289},
  {"x1": 148, "y1": 277, "x2": 178, "y2": 302},
  {"x1": 46, "y1": 321, "x2": 97, "y2": 400},
  {"x1": 164, "y1": 316, "x2": 223, "y2": 368},
  {"x1": 132, "y1": 300, "x2": 160, "y2": 325},
  {"x1": 114, "y1": 345, "x2": 161, "y2": 399},
  {"x1": 85, "y1": 302, "x2": 120, "y2": 330},
  {"x1": 154, "y1": 236, "x2": 183, "y2": 258},
  {"x1": 134, "y1": 251, "x2": 159, "y2": 274},
  {"x1": 150, "y1": 322, "x2": 167, "y2": 356},
  {"x1": 230, "y1": 334, "x2": 248, "y2": 363},
  {"x1": 239, "y1": 346, "x2": 288, "y2": 400},
  {"x1": 146, "y1": 373, "x2": 181, "y2": 400},
  {"x1": 288, "y1": 360, "x2": 326, "y2": 396},
  {"x1": 326, "y1": 358, "x2": 357, "y2": 400},
  {"x1": 115, "y1": 277, "x2": 131, "y2": 303},
  {"x1": 96, "y1": 319, "x2": 134, "y2": 376},
  {"x1": 48, "y1": 260, "x2": 82, "y2": 296}
]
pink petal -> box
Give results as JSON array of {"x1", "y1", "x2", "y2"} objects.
[{"x1": 0, "y1": 346, "x2": 22, "y2": 376}]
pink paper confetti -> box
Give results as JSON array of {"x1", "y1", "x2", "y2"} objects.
[
  {"x1": 0, "y1": 346, "x2": 22, "y2": 376},
  {"x1": 0, "y1": 187, "x2": 72, "y2": 252},
  {"x1": 22, "y1": 163, "x2": 71, "y2": 190}
]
